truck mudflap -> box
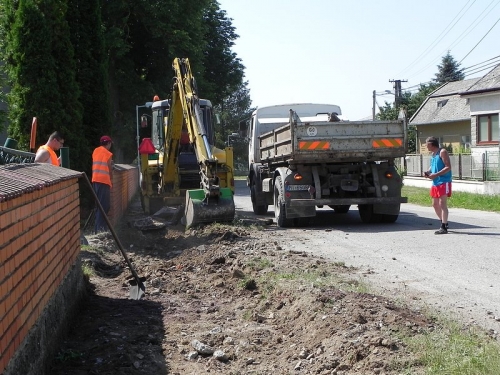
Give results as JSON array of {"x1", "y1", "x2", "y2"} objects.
[
  {"x1": 284, "y1": 205, "x2": 316, "y2": 219},
  {"x1": 289, "y1": 196, "x2": 408, "y2": 206}
]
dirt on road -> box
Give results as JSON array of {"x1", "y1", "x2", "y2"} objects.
[{"x1": 48, "y1": 202, "x2": 443, "y2": 375}]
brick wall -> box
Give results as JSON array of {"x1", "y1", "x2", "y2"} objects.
[
  {"x1": 0, "y1": 164, "x2": 82, "y2": 374},
  {"x1": 109, "y1": 164, "x2": 139, "y2": 227},
  {"x1": 0, "y1": 163, "x2": 139, "y2": 374}
]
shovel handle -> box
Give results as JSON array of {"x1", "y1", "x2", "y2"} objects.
[{"x1": 81, "y1": 173, "x2": 144, "y2": 286}]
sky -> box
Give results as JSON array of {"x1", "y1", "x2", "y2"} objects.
[{"x1": 216, "y1": 0, "x2": 500, "y2": 120}]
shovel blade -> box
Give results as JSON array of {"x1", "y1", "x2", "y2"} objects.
[{"x1": 128, "y1": 278, "x2": 146, "y2": 300}]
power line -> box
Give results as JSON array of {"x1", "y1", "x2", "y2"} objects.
[
  {"x1": 462, "y1": 54, "x2": 500, "y2": 71},
  {"x1": 463, "y1": 63, "x2": 500, "y2": 77},
  {"x1": 446, "y1": 0, "x2": 499, "y2": 53},
  {"x1": 405, "y1": 1, "x2": 500, "y2": 79},
  {"x1": 459, "y1": 16, "x2": 500, "y2": 63},
  {"x1": 463, "y1": 60, "x2": 500, "y2": 75},
  {"x1": 401, "y1": 55, "x2": 500, "y2": 92},
  {"x1": 401, "y1": 63, "x2": 500, "y2": 94},
  {"x1": 398, "y1": 0, "x2": 474, "y2": 77}
]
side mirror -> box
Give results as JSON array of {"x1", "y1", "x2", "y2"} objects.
[
  {"x1": 141, "y1": 115, "x2": 148, "y2": 128},
  {"x1": 239, "y1": 120, "x2": 248, "y2": 138}
]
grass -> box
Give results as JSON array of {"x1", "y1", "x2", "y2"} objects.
[
  {"x1": 255, "y1": 265, "x2": 371, "y2": 299},
  {"x1": 246, "y1": 257, "x2": 273, "y2": 271},
  {"x1": 55, "y1": 349, "x2": 83, "y2": 362},
  {"x1": 81, "y1": 262, "x2": 95, "y2": 278},
  {"x1": 402, "y1": 318, "x2": 500, "y2": 375},
  {"x1": 240, "y1": 255, "x2": 500, "y2": 374},
  {"x1": 402, "y1": 186, "x2": 500, "y2": 213}
]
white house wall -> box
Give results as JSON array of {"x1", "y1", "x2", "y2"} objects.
[{"x1": 469, "y1": 94, "x2": 500, "y2": 114}]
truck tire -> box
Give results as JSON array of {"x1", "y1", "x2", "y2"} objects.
[
  {"x1": 294, "y1": 217, "x2": 311, "y2": 227},
  {"x1": 329, "y1": 205, "x2": 350, "y2": 214},
  {"x1": 358, "y1": 204, "x2": 381, "y2": 224},
  {"x1": 251, "y1": 183, "x2": 268, "y2": 215},
  {"x1": 274, "y1": 176, "x2": 292, "y2": 227},
  {"x1": 380, "y1": 214, "x2": 399, "y2": 223},
  {"x1": 380, "y1": 204, "x2": 400, "y2": 223}
]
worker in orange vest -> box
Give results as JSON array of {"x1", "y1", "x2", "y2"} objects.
[
  {"x1": 34, "y1": 131, "x2": 64, "y2": 165},
  {"x1": 180, "y1": 125, "x2": 190, "y2": 152},
  {"x1": 92, "y1": 135, "x2": 114, "y2": 233}
]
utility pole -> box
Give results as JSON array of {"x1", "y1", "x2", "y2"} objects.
[
  {"x1": 389, "y1": 79, "x2": 407, "y2": 108},
  {"x1": 372, "y1": 90, "x2": 376, "y2": 120}
]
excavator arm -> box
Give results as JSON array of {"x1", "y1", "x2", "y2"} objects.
[{"x1": 169, "y1": 58, "x2": 235, "y2": 227}]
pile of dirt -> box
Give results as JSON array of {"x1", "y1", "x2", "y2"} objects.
[{"x1": 48, "y1": 209, "x2": 434, "y2": 375}]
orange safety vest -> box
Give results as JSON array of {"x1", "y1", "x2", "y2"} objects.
[
  {"x1": 180, "y1": 130, "x2": 190, "y2": 145},
  {"x1": 37, "y1": 145, "x2": 59, "y2": 166},
  {"x1": 92, "y1": 146, "x2": 113, "y2": 187}
]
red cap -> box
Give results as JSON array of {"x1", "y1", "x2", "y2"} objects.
[{"x1": 100, "y1": 135, "x2": 112, "y2": 143}]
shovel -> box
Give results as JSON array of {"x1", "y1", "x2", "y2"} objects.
[{"x1": 82, "y1": 173, "x2": 146, "y2": 299}]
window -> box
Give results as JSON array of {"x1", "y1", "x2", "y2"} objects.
[
  {"x1": 477, "y1": 114, "x2": 499, "y2": 144},
  {"x1": 437, "y1": 99, "x2": 448, "y2": 108}
]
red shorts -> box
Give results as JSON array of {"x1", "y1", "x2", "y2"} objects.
[{"x1": 430, "y1": 182, "x2": 452, "y2": 198}]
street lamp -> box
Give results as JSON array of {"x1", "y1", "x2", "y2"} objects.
[
  {"x1": 136, "y1": 101, "x2": 153, "y2": 187},
  {"x1": 227, "y1": 132, "x2": 238, "y2": 146},
  {"x1": 372, "y1": 90, "x2": 395, "y2": 120}
]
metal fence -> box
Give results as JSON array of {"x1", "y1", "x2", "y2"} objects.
[
  {"x1": 402, "y1": 151, "x2": 500, "y2": 181},
  {"x1": 0, "y1": 146, "x2": 35, "y2": 165}
]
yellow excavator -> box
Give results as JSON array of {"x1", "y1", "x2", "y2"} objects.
[{"x1": 139, "y1": 58, "x2": 235, "y2": 227}]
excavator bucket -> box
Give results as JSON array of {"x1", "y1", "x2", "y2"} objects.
[{"x1": 184, "y1": 188, "x2": 235, "y2": 228}]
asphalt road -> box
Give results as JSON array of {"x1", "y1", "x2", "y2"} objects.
[{"x1": 233, "y1": 179, "x2": 500, "y2": 333}]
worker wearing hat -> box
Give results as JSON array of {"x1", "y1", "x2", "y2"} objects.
[{"x1": 92, "y1": 135, "x2": 114, "y2": 233}]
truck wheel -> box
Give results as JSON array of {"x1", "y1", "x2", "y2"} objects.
[
  {"x1": 380, "y1": 214, "x2": 399, "y2": 223},
  {"x1": 358, "y1": 204, "x2": 381, "y2": 223},
  {"x1": 328, "y1": 205, "x2": 350, "y2": 214},
  {"x1": 294, "y1": 217, "x2": 311, "y2": 227},
  {"x1": 251, "y1": 184, "x2": 268, "y2": 215},
  {"x1": 274, "y1": 176, "x2": 292, "y2": 227},
  {"x1": 380, "y1": 204, "x2": 400, "y2": 223}
]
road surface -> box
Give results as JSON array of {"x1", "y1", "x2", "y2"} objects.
[{"x1": 233, "y1": 179, "x2": 500, "y2": 334}]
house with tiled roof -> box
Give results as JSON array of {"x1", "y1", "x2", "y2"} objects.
[
  {"x1": 459, "y1": 63, "x2": 500, "y2": 154},
  {"x1": 409, "y1": 77, "x2": 480, "y2": 154}
]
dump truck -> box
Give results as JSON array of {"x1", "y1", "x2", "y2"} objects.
[
  {"x1": 139, "y1": 58, "x2": 235, "y2": 227},
  {"x1": 243, "y1": 103, "x2": 408, "y2": 227}
]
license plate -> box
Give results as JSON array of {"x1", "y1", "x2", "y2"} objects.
[{"x1": 286, "y1": 184, "x2": 310, "y2": 191}]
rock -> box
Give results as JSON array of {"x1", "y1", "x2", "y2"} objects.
[
  {"x1": 191, "y1": 339, "x2": 215, "y2": 355},
  {"x1": 232, "y1": 269, "x2": 245, "y2": 278},
  {"x1": 355, "y1": 314, "x2": 367, "y2": 324},
  {"x1": 298, "y1": 349, "x2": 308, "y2": 359},
  {"x1": 213, "y1": 349, "x2": 228, "y2": 362},
  {"x1": 186, "y1": 351, "x2": 198, "y2": 360},
  {"x1": 294, "y1": 360, "x2": 302, "y2": 370},
  {"x1": 381, "y1": 338, "x2": 393, "y2": 347}
]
